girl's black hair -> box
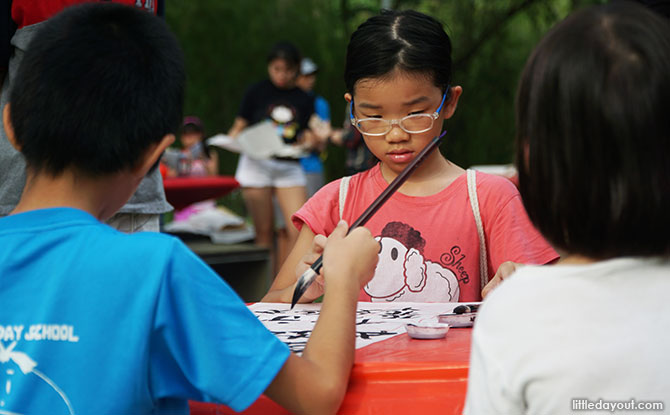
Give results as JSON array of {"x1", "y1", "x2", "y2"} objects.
[
  {"x1": 515, "y1": 2, "x2": 670, "y2": 258},
  {"x1": 344, "y1": 9, "x2": 452, "y2": 94},
  {"x1": 266, "y1": 41, "x2": 301, "y2": 70}
]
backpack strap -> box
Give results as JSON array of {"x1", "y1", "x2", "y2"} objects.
[
  {"x1": 338, "y1": 176, "x2": 351, "y2": 220},
  {"x1": 467, "y1": 169, "x2": 489, "y2": 290}
]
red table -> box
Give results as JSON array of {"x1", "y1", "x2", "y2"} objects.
[
  {"x1": 163, "y1": 176, "x2": 239, "y2": 210},
  {"x1": 189, "y1": 328, "x2": 472, "y2": 415}
]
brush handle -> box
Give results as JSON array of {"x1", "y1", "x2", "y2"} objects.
[
  {"x1": 315, "y1": 132, "x2": 444, "y2": 271},
  {"x1": 290, "y1": 131, "x2": 445, "y2": 308},
  {"x1": 350, "y1": 132, "x2": 444, "y2": 229}
]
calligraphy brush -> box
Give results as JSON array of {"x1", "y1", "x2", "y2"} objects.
[{"x1": 290, "y1": 130, "x2": 447, "y2": 309}]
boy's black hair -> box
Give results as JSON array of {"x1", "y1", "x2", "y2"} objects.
[
  {"x1": 266, "y1": 41, "x2": 301, "y2": 70},
  {"x1": 515, "y1": 2, "x2": 670, "y2": 258},
  {"x1": 9, "y1": 3, "x2": 185, "y2": 177},
  {"x1": 344, "y1": 9, "x2": 452, "y2": 95}
]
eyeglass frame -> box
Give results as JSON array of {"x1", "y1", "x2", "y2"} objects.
[{"x1": 349, "y1": 87, "x2": 450, "y2": 136}]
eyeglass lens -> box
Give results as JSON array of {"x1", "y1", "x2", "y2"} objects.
[{"x1": 357, "y1": 114, "x2": 434, "y2": 135}]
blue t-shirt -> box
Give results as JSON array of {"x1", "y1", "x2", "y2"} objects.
[
  {"x1": 300, "y1": 94, "x2": 331, "y2": 174},
  {"x1": 314, "y1": 95, "x2": 330, "y2": 121},
  {"x1": 0, "y1": 208, "x2": 290, "y2": 414}
]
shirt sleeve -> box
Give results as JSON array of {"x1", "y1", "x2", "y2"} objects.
[
  {"x1": 149, "y1": 240, "x2": 290, "y2": 412},
  {"x1": 237, "y1": 83, "x2": 258, "y2": 123},
  {"x1": 314, "y1": 96, "x2": 331, "y2": 121},
  {"x1": 463, "y1": 298, "x2": 525, "y2": 415},
  {"x1": 291, "y1": 178, "x2": 341, "y2": 235},
  {"x1": 479, "y1": 174, "x2": 559, "y2": 274},
  {"x1": 464, "y1": 324, "x2": 524, "y2": 414}
]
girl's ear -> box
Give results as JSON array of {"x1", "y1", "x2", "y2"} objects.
[
  {"x1": 441, "y1": 86, "x2": 463, "y2": 120},
  {"x1": 344, "y1": 92, "x2": 352, "y2": 104}
]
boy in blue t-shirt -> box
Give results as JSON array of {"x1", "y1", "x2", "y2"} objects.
[{"x1": 0, "y1": 4, "x2": 379, "y2": 415}]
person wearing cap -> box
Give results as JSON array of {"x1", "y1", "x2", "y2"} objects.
[
  {"x1": 180, "y1": 116, "x2": 218, "y2": 176},
  {"x1": 163, "y1": 116, "x2": 218, "y2": 178},
  {"x1": 161, "y1": 116, "x2": 220, "y2": 222},
  {"x1": 295, "y1": 57, "x2": 332, "y2": 197}
]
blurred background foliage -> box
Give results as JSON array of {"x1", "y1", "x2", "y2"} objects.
[{"x1": 165, "y1": 0, "x2": 604, "y2": 186}]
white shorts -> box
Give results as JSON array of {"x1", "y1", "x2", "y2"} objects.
[{"x1": 235, "y1": 154, "x2": 307, "y2": 188}]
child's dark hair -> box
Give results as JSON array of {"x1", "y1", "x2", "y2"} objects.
[
  {"x1": 344, "y1": 9, "x2": 452, "y2": 94},
  {"x1": 515, "y1": 2, "x2": 670, "y2": 258},
  {"x1": 266, "y1": 41, "x2": 301, "y2": 70},
  {"x1": 181, "y1": 116, "x2": 204, "y2": 136},
  {"x1": 180, "y1": 116, "x2": 211, "y2": 158},
  {"x1": 9, "y1": 3, "x2": 185, "y2": 176}
]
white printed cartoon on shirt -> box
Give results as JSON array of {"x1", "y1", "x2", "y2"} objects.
[
  {"x1": 0, "y1": 325, "x2": 77, "y2": 415},
  {"x1": 365, "y1": 222, "x2": 460, "y2": 302},
  {"x1": 267, "y1": 103, "x2": 299, "y2": 142}
]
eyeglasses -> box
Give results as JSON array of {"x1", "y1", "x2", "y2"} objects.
[{"x1": 349, "y1": 89, "x2": 449, "y2": 136}]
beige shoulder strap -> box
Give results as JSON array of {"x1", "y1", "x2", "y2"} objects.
[
  {"x1": 338, "y1": 176, "x2": 352, "y2": 220},
  {"x1": 467, "y1": 169, "x2": 489, "y2": 290}
]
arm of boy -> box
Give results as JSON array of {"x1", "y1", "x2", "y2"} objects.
[
  {"x1": 263, "y1": 220, "x2": 379, "y2": 414},
  {"x1": 481, "y1": 261, "x2": 524, "y2": 298},
  {"x1": 262, "y1": 225, "x2": 325, "y2": 303}
]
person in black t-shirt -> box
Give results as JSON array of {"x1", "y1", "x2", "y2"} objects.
[{"x1": 228, "y1": 41, "x2": 314, "y2": 269}]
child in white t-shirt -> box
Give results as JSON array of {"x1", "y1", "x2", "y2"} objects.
[{"x1": 465, "y1": 3, "x2": 670, "y2": 413}]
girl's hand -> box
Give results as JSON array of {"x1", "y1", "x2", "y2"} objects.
[
  {"x1": 481, "y1": 261, "x2": 524, "y2": 298},
  {"x1": 295, "y1": 233, "x2": 328, "y2": 301}
]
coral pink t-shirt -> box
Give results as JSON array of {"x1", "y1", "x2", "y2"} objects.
[{"x1": 293, "y1": 165, "x2": 558, "y2": 302}]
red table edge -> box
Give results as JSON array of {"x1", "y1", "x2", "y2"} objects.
[
  {"x1": 350, "y1": 361, "x2": 469, "y2": 382},
  {"x1": 162, "y1": 176, "x2": 240, "y2": 210},
  {"x1": 162, "y1": 176, "x2": 239, "y2": 189}
]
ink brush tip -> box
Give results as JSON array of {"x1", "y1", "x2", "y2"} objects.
[{"x1": 290, "y1": 266, "x2": 319, "y2": 309}]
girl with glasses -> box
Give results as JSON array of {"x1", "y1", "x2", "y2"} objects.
[{"x1": 263, "y1": 9, "x2": 557, "y2": 304}]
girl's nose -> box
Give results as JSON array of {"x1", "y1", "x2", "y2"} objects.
[{"x1": 385, "y1": 123, "x2": 410, "y2": 142}]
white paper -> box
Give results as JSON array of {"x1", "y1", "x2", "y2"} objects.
[
  {"x1": 206, "y1": 134, "x2": 241, "y2": 153},
  {"x1": 206, "y1": 121, "x2": 307, "y2": 159},
  {"x1": 249, "y1": 302, "x2": 476, "y2": 354},
  {"x1": 163, "y1": 206, "x2": 255, "y2": 244}
]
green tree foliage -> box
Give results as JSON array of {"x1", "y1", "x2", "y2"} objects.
[{"x1": 166, "y1": 0, "x2": 604, "y2": 180}]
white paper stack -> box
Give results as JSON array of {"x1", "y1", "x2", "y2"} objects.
[{"x1": 207, "y1": 120, "x2": 307, "y2": 159}]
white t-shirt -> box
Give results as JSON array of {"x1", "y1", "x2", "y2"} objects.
[{"x1": 464, "y1": 257, "x2": 670, "y2": 415}]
